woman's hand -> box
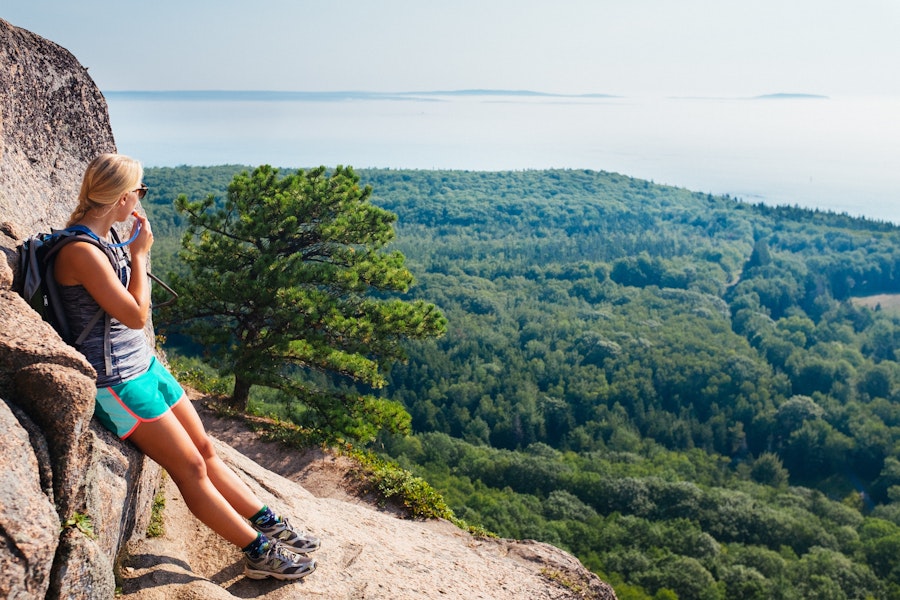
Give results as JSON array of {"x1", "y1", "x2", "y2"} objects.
[{"x1": 129, "y1": 211, "x2": 154, "y2": 258}]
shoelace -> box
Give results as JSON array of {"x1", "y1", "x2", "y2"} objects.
[
  {"x1": 279, "y1": 517, "x2": 317, "y2": 543},
  {"x1": 270, "y1": 542, "x2": 309, "y2": 567}
]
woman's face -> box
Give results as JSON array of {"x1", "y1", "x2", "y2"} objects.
[{"x1": 118, "y1": 182, "x2": 146, "y2": 220}]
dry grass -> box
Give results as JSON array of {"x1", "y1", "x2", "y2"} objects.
[{"x1": 851, "y1": 293, "x2": 900, "y2": 315}]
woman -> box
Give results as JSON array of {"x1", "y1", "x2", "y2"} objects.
[{"x1": 54, "y1": 153, "x2": 319, "y2": 580}]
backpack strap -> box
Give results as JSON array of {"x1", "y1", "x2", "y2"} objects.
[
  {"x1": 47, "y1": 227, "x2": 121, "y2": 377},
  {"x1": 41, "y1": 232, "x2": 105, "y2": 343},
  {"x1": 73, "y1": 307, "x2": 110, "y2": 372}
]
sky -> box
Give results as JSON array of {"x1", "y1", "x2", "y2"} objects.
[{"x1": 4, "y1": 0, "x2": 900, "y2": 98}]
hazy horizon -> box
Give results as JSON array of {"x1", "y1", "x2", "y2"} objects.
[
  {"x1": 9, "y1": 2, "x2": 897, "y2": 221},
  {"x1": 106, "y1": 90, "x2": 900, "y2": 224}
]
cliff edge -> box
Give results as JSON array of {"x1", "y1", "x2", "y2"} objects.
[{"x1": 118, "y1": 395, "x2": 616, "y2": 599}]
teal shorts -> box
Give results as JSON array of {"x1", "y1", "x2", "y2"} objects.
[{"x1": 95, "y1": 356, "x2": 185, "y2": 439}]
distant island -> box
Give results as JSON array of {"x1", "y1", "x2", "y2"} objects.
[
  {"x1": 103, "y1": 89, "x2": 621, "y2": 102},
  {"x1": 752, "y1": 92, "x2": 829, "y2": 100},
  {"x1": 668, "y1": 92, "x2": 830, "y2": 101}
]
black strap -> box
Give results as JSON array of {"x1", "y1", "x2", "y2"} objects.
[{"x1": 48, "y1": 228, "x2": 119, "y2": 376}]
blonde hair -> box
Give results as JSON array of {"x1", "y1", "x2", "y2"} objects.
[{"x1": 66, "y1": 153, "x2": 144, "y2": 226}]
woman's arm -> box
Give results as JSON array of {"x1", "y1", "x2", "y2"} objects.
[{"x1": 54, "y1": 215, "x2": 154, "y2": 329}]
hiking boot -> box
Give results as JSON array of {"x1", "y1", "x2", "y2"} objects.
[
  {"x1": 254, "y1": 517, "x2": 321, "y2": 554},
  {"x1": 244, "y1": 541, "x2": 317, "y2": 580}
]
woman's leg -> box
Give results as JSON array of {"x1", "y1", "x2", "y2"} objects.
[
  {"x1": 159, "y1": 396, "x2": 321, "y2": 556},
  {"x1": 168, "y1": 397, "x2": 265, "y2": 519},
  {"x1": 127, "y1": 409, "x2": 258, "y2": 548}
]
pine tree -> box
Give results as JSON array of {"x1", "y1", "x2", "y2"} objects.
[{"x1": 165, "y1": 165, "x2": 446, "y2": 442}]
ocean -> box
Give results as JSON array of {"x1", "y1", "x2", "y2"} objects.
[{"x1": 105, "y1": 90, "x2": 900, "y2": 224}]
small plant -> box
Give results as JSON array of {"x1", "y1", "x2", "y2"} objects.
[
  {"x1": 359, "y1": 453, "x2": 455, "y2": 520},
  {"x1": 147, "y1": 474, "x2": 167, "y2": 537},
  {"x1": 63, "y1": 512, "x2": 96, "y2": 539},
  {"x1": 350, "y1": 447, "x2": 496, "y2": 537},
  {"x1": 461, "y1": 521, "x2": 496, "y2": 538}
]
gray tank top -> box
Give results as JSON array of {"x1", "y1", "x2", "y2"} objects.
[{"x1": 58, "y1": 240, "x2": 153, "y2": 387}]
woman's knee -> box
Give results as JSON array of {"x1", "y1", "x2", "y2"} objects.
[
  {"x1": 167, "y1": 449, "x2": 209, "y2": 484},
  {"x1": 193, "y1": 432, "x2": 218, "y2": 462}
]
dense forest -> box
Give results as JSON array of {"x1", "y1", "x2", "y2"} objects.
[{"x1": 143, "y1": 165, "x2": 900, "y2": 600}]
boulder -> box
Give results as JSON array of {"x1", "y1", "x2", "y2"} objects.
[
  {"x1": 0, "y1": 400, "x2": 59, "y2": 599},
  {"x1": 0, "y1": 18, "x2": 116, "y2": 234},
  {"x1": 0, "y1": 17, "x2": 160, "y2": 600}
]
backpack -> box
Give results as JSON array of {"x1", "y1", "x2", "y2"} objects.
[{"x1": 15, "y1": 226, "x2": 126, "y2": 377}]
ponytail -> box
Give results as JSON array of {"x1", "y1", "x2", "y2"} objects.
[{"x1": 67, "y1": 154, "x2": 143, "y2": 227}]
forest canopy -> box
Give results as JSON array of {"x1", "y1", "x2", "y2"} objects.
[{"x1": 143, "y1": 166, "x2": 900, "y2": 600}]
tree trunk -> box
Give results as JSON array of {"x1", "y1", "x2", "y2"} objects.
[{"x1": 229, "y1": 375, "x2": 252, "y2": 412}]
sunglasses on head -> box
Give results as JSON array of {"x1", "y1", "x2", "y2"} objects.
[{"x1": 133, "y1": 183, "x2": 149, "y2": 200}]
